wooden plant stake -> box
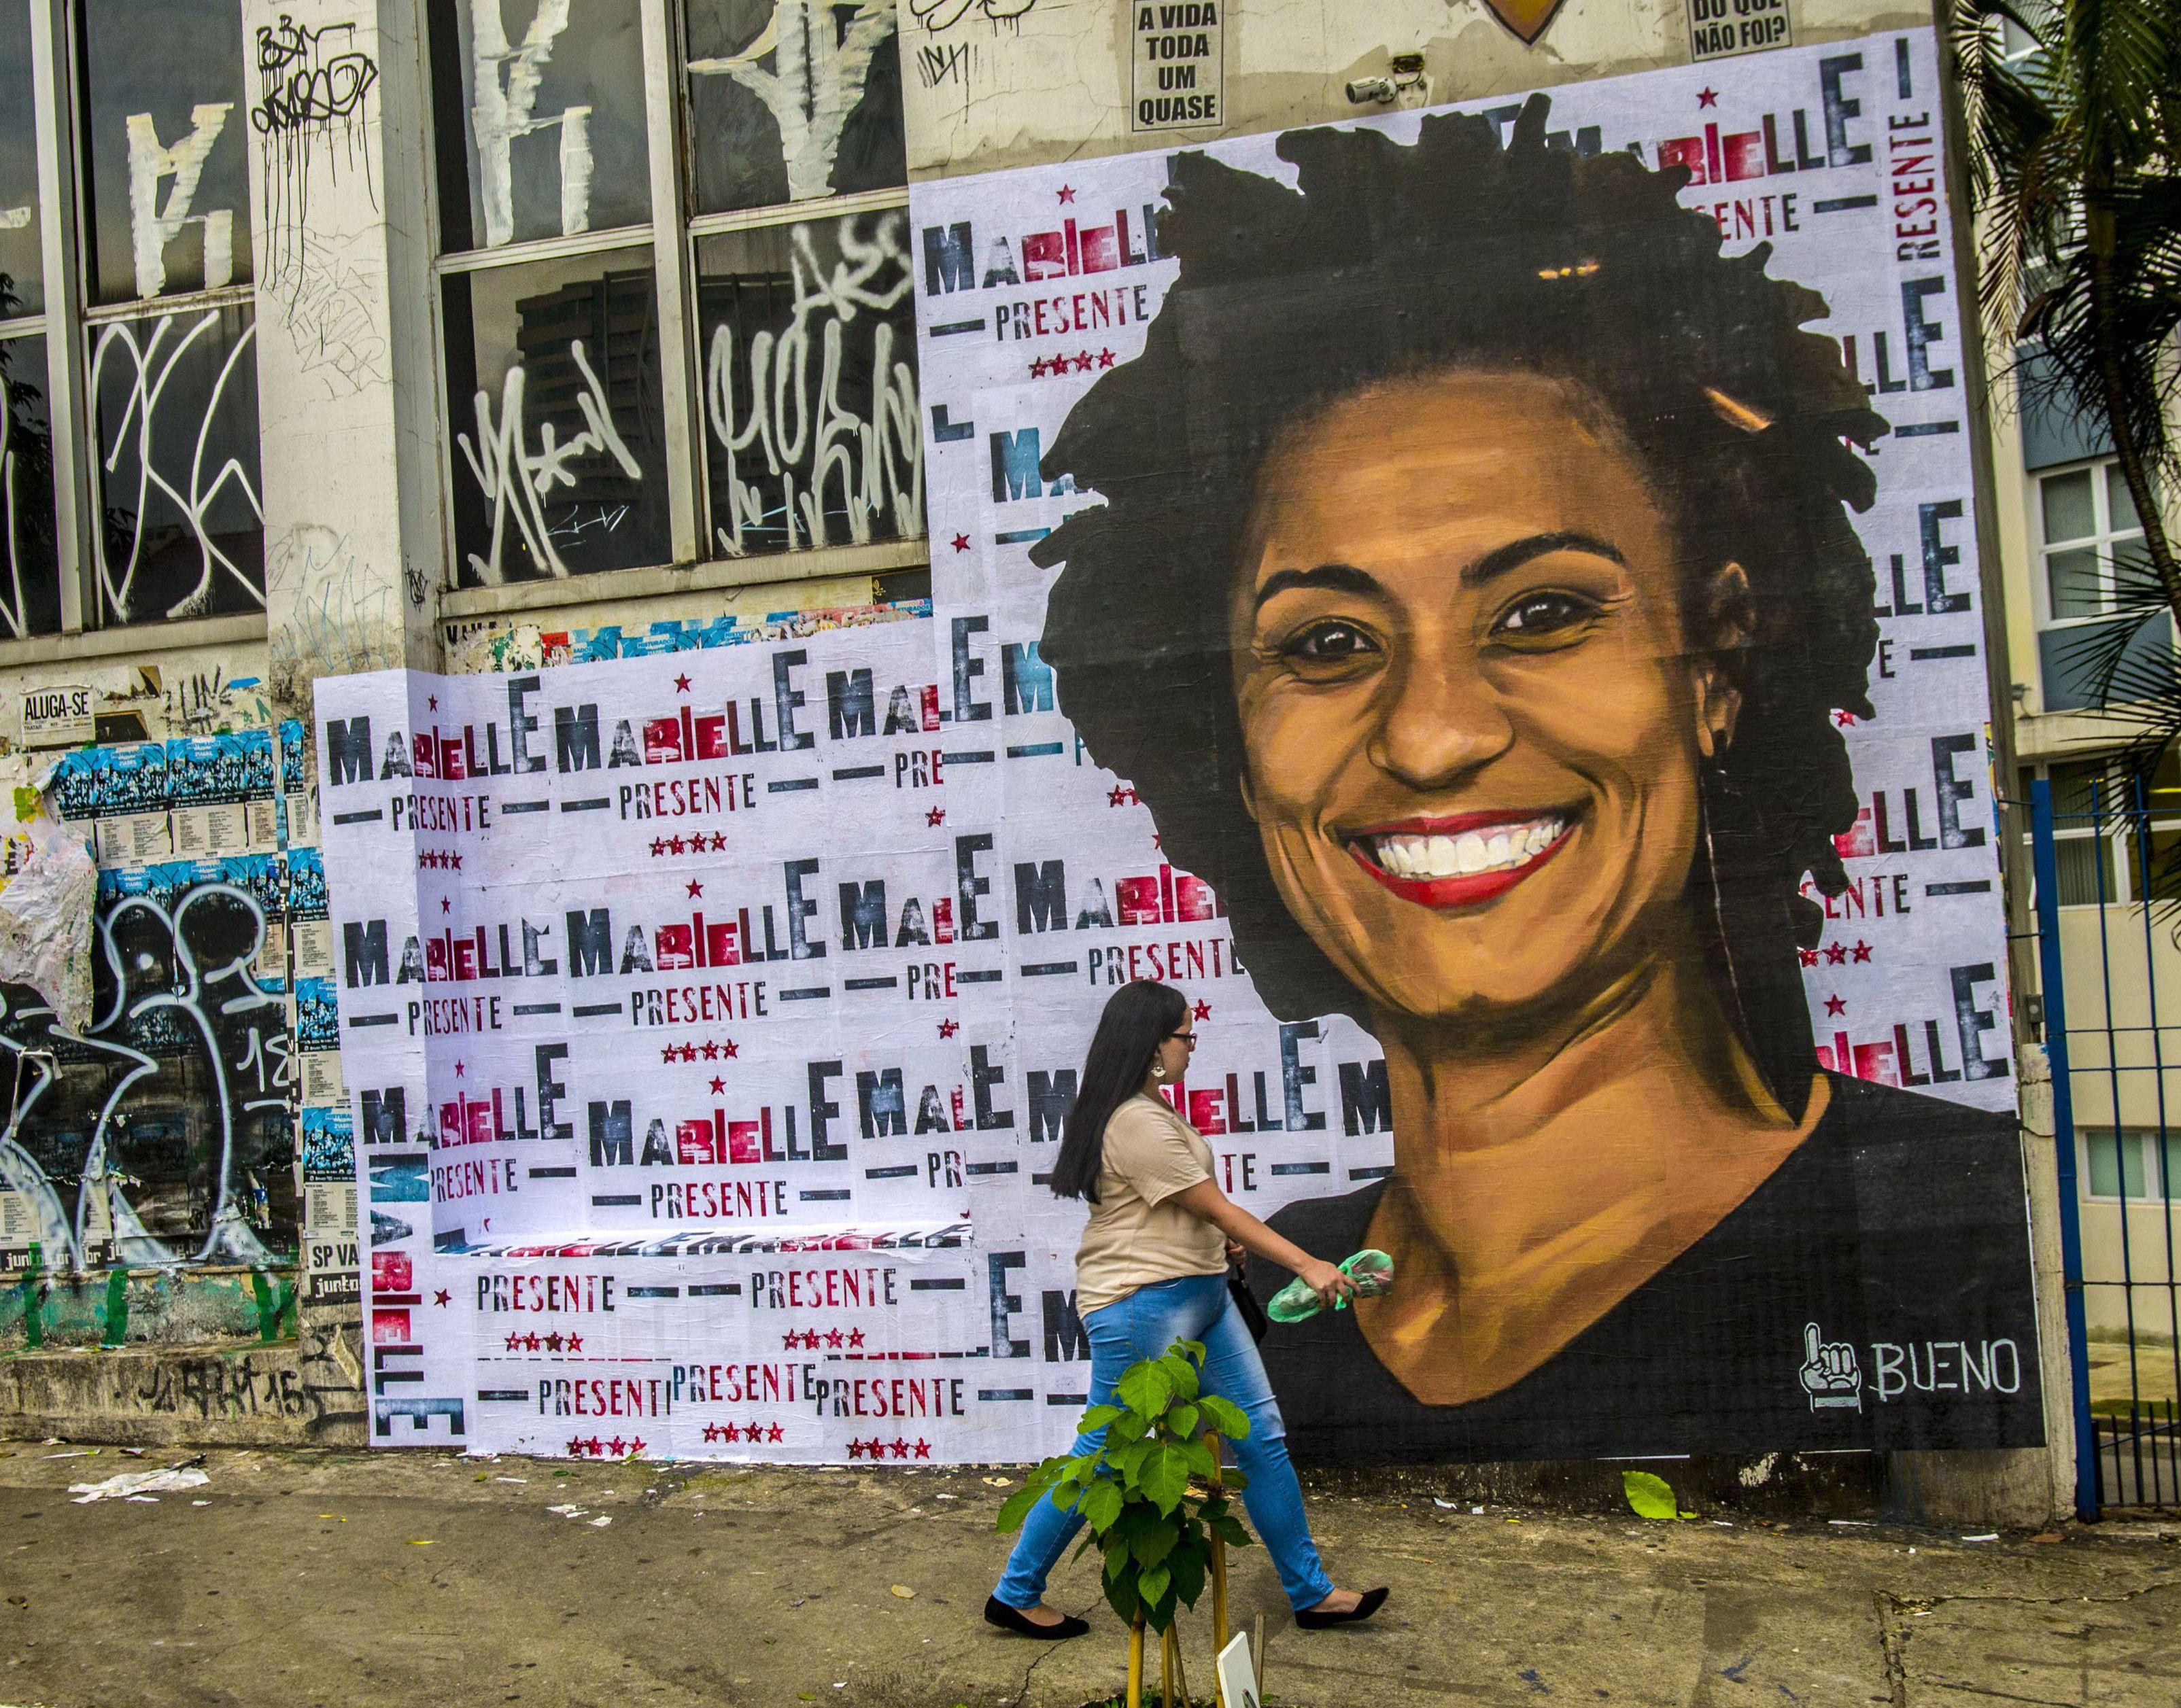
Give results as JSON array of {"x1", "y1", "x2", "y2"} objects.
[
  {"x1": 1128, "y1": 1611, "x2": 1146, "y2": 1708},
  {"x1": 1205, "y1": 1429, "x2": 1230, "y2": 1663},
  {"x1": 1160, "y1": 1625, "x2": 1176, "y2": 1708},
  {"x1": 1169, "y1": 1622, "x2": 1194, "y2": 1708}
]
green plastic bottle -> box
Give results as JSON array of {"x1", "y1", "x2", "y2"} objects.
[{"x1": 1266, "y1": 1249, "x2": 1396, "y2": 1324}]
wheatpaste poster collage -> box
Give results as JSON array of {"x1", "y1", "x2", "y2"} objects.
[{"x1": 320, "y1": 30, "x2": 2044, "y2": 1465}]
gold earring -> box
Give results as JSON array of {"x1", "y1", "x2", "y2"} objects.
[{"x1": 1152, "y1": 1065, "x2": 1165, "y2": 1079}]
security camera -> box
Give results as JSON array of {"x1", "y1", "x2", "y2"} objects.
[{"x1": 1345, "y1": 75, "x2": 1396, "y2": 105}]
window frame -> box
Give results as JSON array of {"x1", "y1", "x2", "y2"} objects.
[
  {"x1": 424, "y1": 0, "x2": 916, "y2": 603},
  {"x1": 2032, "y1": 453, "x2": 2155, "y2": 631},
  {"x1": 2078, "y1": 1128, "x2": 2168, "y2": 1204}
]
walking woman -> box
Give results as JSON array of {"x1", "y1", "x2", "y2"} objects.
[{"x1": 985, "y1": 980, "x2": 1387, "y2": 1638}]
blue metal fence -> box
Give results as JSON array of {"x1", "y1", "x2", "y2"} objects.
[{"x1": 2028, "y1": 775, "x2": 2181, "y2": 1515}]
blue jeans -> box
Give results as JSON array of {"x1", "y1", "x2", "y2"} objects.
[{"x1": 993, "y1": 1272, "x2": 1335, "y2": 1614}]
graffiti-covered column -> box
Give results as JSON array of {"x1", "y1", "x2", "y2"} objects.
[
  {"x1": 238, "y1": 0, "x2": 443, "y2": 1442},
  {"x1": 242, "y1": 0, "x2": 443, "y2": 712}
]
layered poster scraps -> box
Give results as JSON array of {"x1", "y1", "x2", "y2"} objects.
[{"x1": 321, "y1": 31, "x2": 2042, "y2": 1465}]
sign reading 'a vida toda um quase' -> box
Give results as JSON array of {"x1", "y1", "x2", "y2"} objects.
[{"x1": 319, "y1": 28, "x2": 2044, "y2": 1466}]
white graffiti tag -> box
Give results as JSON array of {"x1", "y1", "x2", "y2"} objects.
[
  {"x1": 704, "y1": 212, "x2": 923, "y2": 557},
  {"x1": 89, "y1": 309, "x2": 265, "y2": 623},
  {"x1": 456, "y1": 339, "x2": 643, "y2": 582}
]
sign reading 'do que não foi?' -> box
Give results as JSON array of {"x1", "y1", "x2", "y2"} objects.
[{"x1": 319, "y1": 29, "x2": 2040, "y2": 1467}]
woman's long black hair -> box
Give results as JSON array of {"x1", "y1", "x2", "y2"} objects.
[{"x1": 1050, "y1": 980, "x2": 1189, "y2": 1203}]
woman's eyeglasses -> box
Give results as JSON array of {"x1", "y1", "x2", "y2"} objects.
[{"x1": 1169, "y1": 1030, "x2": 1199, "y2": 1047}]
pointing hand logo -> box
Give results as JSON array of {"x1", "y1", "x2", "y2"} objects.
[{"x1": 1799, "y1": 1322, "x2": 1863, "y2": 1412}]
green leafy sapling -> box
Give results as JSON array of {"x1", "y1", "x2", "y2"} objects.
[{"x1": 997, "y1": 1338, "x2": 1255, "y2": 1632}]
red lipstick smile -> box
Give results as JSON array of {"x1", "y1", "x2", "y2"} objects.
[{"x1": 1344, "y1": 812, "x2": 1575, "y2": 910}]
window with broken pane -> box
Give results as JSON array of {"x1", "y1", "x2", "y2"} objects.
[
  {"x1": 88, "y1": 302, "x2": 264, "y2": 623},
  {"x1": 0, "y1": 1, "x2": 43, "y2": 317},
  {"x1": 683, "y1": 0, "x2": 906, "y2": 216},
  {"x1": 78, "y1": 0, "x2": 255, "y2": 304},
  {"x1": 0, "y1": 330, "x2": 58, "y2": 636},
  {"x1": 694, "y1": 208, "x2": 921, "y2": 558},
  {"x1": 429, "y1": 0, "x2": 652, "y2": 254},
  {"x1": 443, "y1": 249, "x2": 670, "y2": 584}
]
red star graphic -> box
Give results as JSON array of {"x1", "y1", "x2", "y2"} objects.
[
  {"x1": 441, "y1": 896, "x2": 451, "y2": 913},
  {"x1": 1824, "y1": 994, "x2": 1847, "y2": 1017},
  {"x1": 938, "y1": 1019, "x2": 960, "y2": 1040},
  {"x1": 548, "y1": 1331, "x2": 567, "y2": 1352},
  {"x1": 782, "y1": 1330, "x2": 802, "y2": 1351},
  {"x1": 586, "y1": 1437, "x2": 604, "y2": 1457},
  {"x1": 684, "y1": 1045, "x2": 702, "y2": 1062},
  {"x1": 566, "y1": 1435, "x2": 586, "y2": 1456},
  {"x1": 433, "y1": 1290, "x2": 450, "y2": 1307},
  {"x1": 1698, "y1": 86, "x2": 1719, "y2": 107},
  {"x1": 801, "y1": 1329, "x2": 821, "y2": 1350},
  {"x1": 1834, "y1": 710, "x2": 1857, "y2": 728},
  {"x1": 913, "y1": 1440, "x2": 931, "y2": 1459},
  {"x1": 746, "y1": 1419, "x2": 764, "y2": 1439},
  {"x1": 629, "y1": 1438, "x2": 647, "y2": 1457},
  {"x1": 687, "y1": 878, "x2": 704, "y2": 898},
  {"x1": 710, "y1": 833, "x2": 729, "y2": 852},
  {"x1": 926, "y1": 806, "x2": 946, "y2": 826},
  {"x1": 768, "y1": 1423, "x2": 784, "y2": 1443},
  {"x1": 847, "y1": 1438, "x2": 864, "y2": 1459},
  {"x1": 1097, "y1": 348, "x2": 1116, "y2": 368},
  {"x1": 709, "y1": 1075, "x2": 725, "y2": 1094},
  {"x1": 1852, "y1": 940, "x2": 1873, "y2": 964},
  {"x1": 608, "y1": 1436, "x2": 626, "y2": 1457},
  {"x1": 662, "y1": 1045, "x2": 679, "y2": 1064},
  {"x1": 1109, "y1": 785, "x2": 1127, "y2": 807},
  {"x1": 675, "y1": 674, "x2": 692, "y2": 693},
  {"x1": 702, "y1": 1041, "x2": 720, "y2": 1060},
  {"x1": 454, "y1": 1060, "x2": 466, "y2": 1077},
  {"x1": 450, "y1": 853, "x2": 462, "y2": 871},
  {"x1": 1028, "y1": 356, "x2": 1048, "y2": 379},
  {"x1": 1192, "y1": 999, "x2": 1211, "y2": 1022},
  {"x1": 504, "y1": 1331, "x2": 521, "y2": 1352},
  {"x1": 525, "y1": 1333, "x2": 543, "y2": 1352},
  {"x1": 1824, "y1": 943, "x2": 1849, "y2": 966},
  {"x1": 651, "y1": 838, "x2": 666, "y2": 856},
  {"x1": 668, "y1": 835, "x2": 687, "y2": 854},
  {"x1": 428, "y1": 695, "x2": 438, "y2": 712},
  {"x1": 826, "y1": 1329, "x2": 845, "y2": 1349},
  {"x1": 848, "y1": 1328, "x2": 865, "y2": 1349},
  {"x1": 1073, "y1": 351, "x2": 1094, "y2": 372},
  {"x1": 723, "y1": 1040, "x2": 739, "y2": 1059},
  {"x1": 950, "y1": 532, "x2": 971, "y2": 553},
  {"x1": 566, "y1": 1334, "x2": 583, "y2": 1353},
  {"x1": 1057, "y1": 184, "x2": 1076, "y2": 204},
  {"x1": 702, "y1": 1423, "x2": 722, "y2": 1443},
  {"x1": 891, "y1": 1438, "x2": 911, "y2": 1460},
  {"x1": 1799, "y1": 947, "x2": 1819, "y2": 968}
]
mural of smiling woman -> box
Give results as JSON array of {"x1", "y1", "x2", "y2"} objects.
[{"x1": 1029, "y1": 96, "x2": 2042, "y2": 1461}]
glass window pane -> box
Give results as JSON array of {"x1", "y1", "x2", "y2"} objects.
[
  {"x1": 444, "y1": 251, "x2": 669, "y2": 585},
  {"x1": 0, "y1": 2, "x2": 42, "y2": 317},
  {"x1": 88, "y1": 303, "x2": 264, "y2": 623},
  {"x1": 2053, "y1": 831, "x2": 2118, "y2": 905},
  {"x1": 683, "y1": 0, "x2": 905, "y2": 216},
  {"x1": 79, "y1": 1, "x2": 254, "y2": 304},
  {"x1": 2106, "y1": 461, "x2": 2150, "y2": 534},
  {"x1": 2086, "y1": 1130, "x2": 2150, "y2": 1198},
  {"x1": 2046, "y1": 544, "x2": 2104, "y2": 618},
  {"x1": 695, "y1": 209, "x2": 922, "y2": 559},
  {"x1": 2049, "y1": 759, "x2": 2116, "y2": 820},
  {"x1": 429, "y1": 0, "x2": 651, "y2": 254},
  {"x1": 0, "y1": 332, "x2": 58, "y2": 636},
  {"x1": 2041, "y1": 467, "x2": 2095, "y2": 544}
]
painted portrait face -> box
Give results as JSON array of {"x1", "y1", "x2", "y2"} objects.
[{"x1": 1228, "y1": 368, "x2": 1740, "y2": 1028}]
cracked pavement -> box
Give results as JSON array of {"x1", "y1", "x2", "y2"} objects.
[{"x1": 1, "y1": 1443, "x2": 2176, "y2": 1706}]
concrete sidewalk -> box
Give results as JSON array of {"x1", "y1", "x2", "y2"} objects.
[{"x1": 1, "y1": 1443, "x2": 2176, "y2": 1707}]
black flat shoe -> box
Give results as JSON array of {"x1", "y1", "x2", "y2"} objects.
[
  {"x1": 1295, "y1": 1586, "x2": 1388, "y2": 1629},
  {"x1": 984, "y1": 1595, "x2": 1089, "y2": 1639}
]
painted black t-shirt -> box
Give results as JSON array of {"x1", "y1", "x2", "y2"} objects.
[{"x1": 1252, "y1": 1072, "x2": 2044, "y2": 1463}]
